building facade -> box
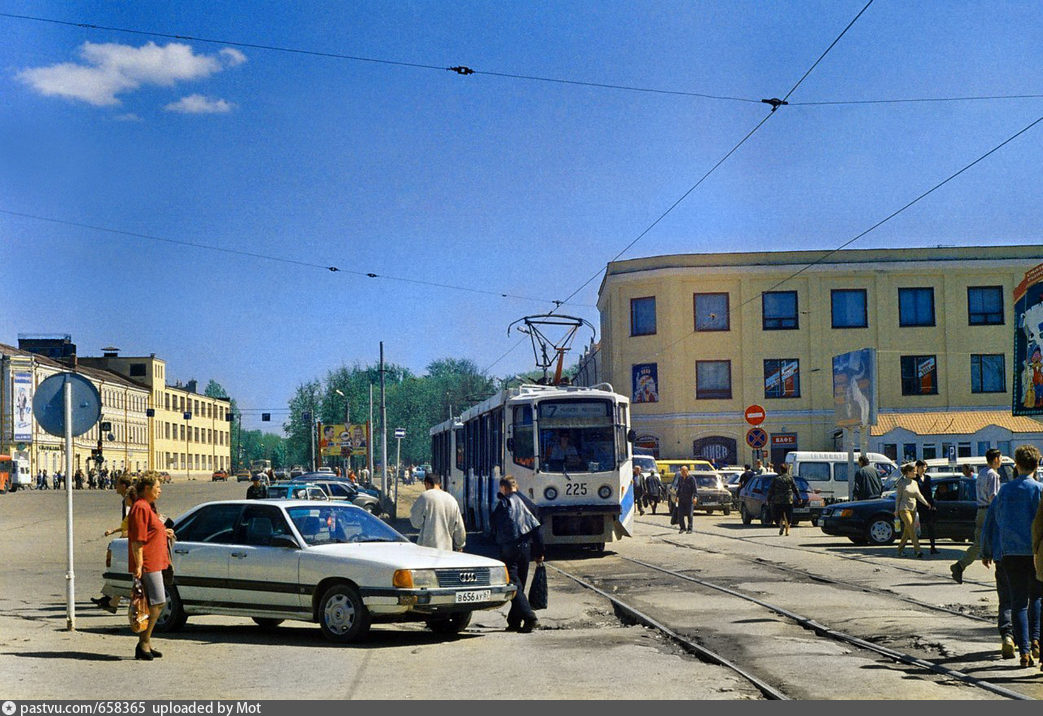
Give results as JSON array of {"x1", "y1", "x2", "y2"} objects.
[
  {"x1": 80, "y1": 351, "x2": 232, "y2": 479},
  {"x1": 597, "y1": 245, "x2": 1043, "y2": 466}
]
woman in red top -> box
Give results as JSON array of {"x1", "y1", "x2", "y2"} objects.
[{"x1": 127, "y1": 474, "x2": 172, "y2": 660}]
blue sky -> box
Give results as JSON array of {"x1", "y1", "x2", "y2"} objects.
[{"x1": 2, "y1": 1, "x2": 1041, "y2": 432}]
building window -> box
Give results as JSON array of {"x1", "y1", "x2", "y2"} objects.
[
  {"x1": 630, "y1": 297, "x2": 657, "y2": 336},
  {"x1": 922, "y1": 444, "x2": 937, "y2": 460},
  {"x1": 764, "y1": 359, "x2": 800, "y2": 398},
  {"x1": 762, "y1": 291, "x2": 798, "y2": 330},
  {"x1": 694, "y1": 293, "x2": 730, "y2": 332},
  {"x1": 696, "y1": 360, "x2": 732, "y2": 399},
  {"x1": 968, "y1": 286, "x2": 1004, "y2": 325},
  {"x1": 971, "y1": 354, "x2": 1006, "y2": 393},
  {"x1": 900, "y1": 355, "x2": 938, "y2": 395},
  {"x1": 831, "y1": 289, "x2": 867, "y2": 328},
  {"x1": 898, "y1": 287, "x2": 935, "y2": 327},
  {"x1": 130, "y1": 363, "x2": 146, "y2": 377}
]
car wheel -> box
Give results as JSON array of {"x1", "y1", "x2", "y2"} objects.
[
  {"x1": 427, "y1": 611, "x2": 472, "y2": 634},
  {"x1": 704, "y1": 508, "x2": 714, "y2": 515},
  {"x1": 740, "y1": 504, "x2": 752, "y2": 525},
  {"x1": 155, "y1": 585, "x2": 188, "y2": 632},
  {"x1": 723, "y1": 506, "x2": 731, "y2": 516},
  {"x1": 318, "y1": 583, "x2": 371, "y2": 644},
  {"x1": 592, "y1": 542, "x2": 605, "y2": 553},
  {"x1": 363, "y1": 503, "x2": 378, "y2": 515},
  {"x1": 252, "y1": 617, "x2": 284, "y2": 629},
  {"x1": 790, "y1": 520, "x2": 800, "y2": 527},
  {"x1": 759, "y1": 506, "x2": 772, "y2": 526},
  {"x1": 866, "y1": 516, "x2": 896, "y2": 545}
]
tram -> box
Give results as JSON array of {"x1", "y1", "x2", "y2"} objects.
[{"x1": 430, "y1": 382, "x2": 636, "y2": 549}]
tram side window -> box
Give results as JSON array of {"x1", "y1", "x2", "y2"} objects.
[
  {"x1": 455, "y1": 429, "x2": 465, "y2": 471},
  {"x1": 512, "y1": 406, "x2": 534, "y2": 468},
  {"x1": 492, "y1": 408, "x2": 504, "y2": 473}
]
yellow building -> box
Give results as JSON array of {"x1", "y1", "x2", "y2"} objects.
[
  {"x1": 597, "y1": 245, "x2": 1043, "y2": 466},
  {"x1": 1, "y1": 340, "x2": 150, "y2": 476},
  {"x1": 80, "y1": 350, "x2": 232, "y2": 479}
]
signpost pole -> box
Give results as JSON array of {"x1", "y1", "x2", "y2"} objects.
[
  {"x1": 63, "y1": 375, "x2": 75, "y2": 631},
  {"x1": 846, "y1": 427, "x2": 855, "y2": 502}
]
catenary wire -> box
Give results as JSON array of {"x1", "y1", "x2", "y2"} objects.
[
  {"x1": 0, "y1": 208, "x2": 593, "y2": 308},
  {"x1": 6, "y1": 11, "x2": 1042, "y2": 107},
  {"x1": 484, "y1": 0, "x2": 875, "y2": 375}
]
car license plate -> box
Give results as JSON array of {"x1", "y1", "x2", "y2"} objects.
[
  {"x1": 794, "y1": 507, "x2": 810, "y2": 514},
  {"x1": 455, "y1": 589, "x2": 491, "y2": 604}
]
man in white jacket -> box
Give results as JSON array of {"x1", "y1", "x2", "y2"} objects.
[{"x1": 410, "y1": 473, "x2": 466, "y2": 552}]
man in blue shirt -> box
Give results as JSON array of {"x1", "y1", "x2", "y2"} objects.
[{"x1": 982, "y1": 445, "x2": 1043, "y2": 667}]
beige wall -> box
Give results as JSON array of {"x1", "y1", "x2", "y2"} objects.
[{"x1": 598, "y1": 246, "x2": 1039, "y2": 463}]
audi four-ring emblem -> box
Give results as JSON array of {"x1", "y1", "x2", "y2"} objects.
[{"x1": 459, "y1": 572, "x2": 478, "y2": 583}]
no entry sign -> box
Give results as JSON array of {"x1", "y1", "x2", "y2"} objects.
[{"x1": 744, "y1": 404, "x2": 766, "y2": 426}]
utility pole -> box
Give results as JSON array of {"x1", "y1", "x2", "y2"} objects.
[
  {"x1": 379, "y1": 342, "x2": 388, "y2": 514},
  {"x1": 368, "y1": 384, "x2": 374, "y2": 483}
]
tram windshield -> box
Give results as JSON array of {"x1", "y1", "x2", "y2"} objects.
[{"x1": 537, "y1": 399, "x2": 615, "y2": 473}]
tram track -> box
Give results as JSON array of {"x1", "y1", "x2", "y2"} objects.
[{"x1": 549, "y1": 553, "x2": 1032, "y2": 701}]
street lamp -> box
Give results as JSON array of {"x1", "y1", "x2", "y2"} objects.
[{"x1": 334, "y1": 389, "x2": 349, "y2": 475}]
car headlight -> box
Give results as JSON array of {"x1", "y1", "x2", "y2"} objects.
[
  {"x1": 839, "y1": 509, "x2": 854, "y2": 518},
  {"x1": 544, "y1": 487, "x2": 558, "y2": 500},
  {"x1": 598, "y1": 485, "x2": 612, "y2": 499},
  {"x1": 493, "y1": 567, "x2": 509, "y2": 586},
  {"x1": 393, "y1": 569, "x2": 439, "y2": 589}
]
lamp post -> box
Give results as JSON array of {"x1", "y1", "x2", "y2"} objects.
[
  {"x1": 334, "y1": 388, "x2": 349, "y2": 475},
  {"x1": 184, "y1": 410, "x2": 192, "y2": 481}
]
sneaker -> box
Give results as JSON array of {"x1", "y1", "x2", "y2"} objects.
[
  {"x1": 950, "y1": 564, "x2": 964, "y2": 584},
  {"x1": 897, "y1": 548, "x2": 905, "y2": 557},
  {"x1": 1033, "y1": 640, "x2": 1040, "y2": 661},
  {"x1": 519, "y1": 619, "x2": 540, "y2": 634},
  {"x1": 1002, "y1": 635, "x2": 1016, "y2": 659},
  {"x1": 1020, "y1": 654, "x2": 1034, "y2": 668}
]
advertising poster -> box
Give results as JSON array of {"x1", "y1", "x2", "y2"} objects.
[
  {"x1": 13, "y1": 372, "x2": 32, "y2": 442},
  {"x1": 632, "y1": 363, "x2": 659, "y2": 403},
  {"x1": 832, "y1": 348, "x2": 877, "y2": 428},
  {"x1": 1013, "y1": 262, "x2": 1043, "y2": 416},
  {"x1": 322, "y1": 423, "x2": 371, "y2": 457}
]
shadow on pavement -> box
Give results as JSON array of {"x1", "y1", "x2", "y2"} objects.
[{"x1": 5, "y1": 651, "x2": 123, "y2": 661}]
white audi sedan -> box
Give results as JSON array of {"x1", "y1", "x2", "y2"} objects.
[{"x1": 103, "y1": 499, "x2": 515, "y2": 643}]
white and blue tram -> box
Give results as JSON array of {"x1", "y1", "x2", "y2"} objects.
[{"x1": 430, "y1": 383, "x2": 636, "y2": 548}]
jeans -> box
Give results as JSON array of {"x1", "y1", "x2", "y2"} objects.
[
  {"x1": 956, "y1": 507, "x2": 988, "y2": 570},
  {"x1": 500, "y1": 542, "x2": 536, "y2": 626},
  {"x1": 1000, "y1": 556, "x2": 1041, "y2": 655},
  {"x1": 678, "y1": 499, "x2": 694, "y2": 531},
  {"x1": 996, "y1": 560, "x2": 1013, "y2": 638}
]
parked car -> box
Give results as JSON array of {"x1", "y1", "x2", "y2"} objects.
[
  {"x1": 723, "y1": 472, "x2": 744, "y2": 508},
  {"x1": 656, "y1": 459, "x2": 716, "y2": 482},
  {"x1": 738, "y1": 473, "x2": 825, "y2": 527},
  {"x1": 211, "y1": 470, "x2": 228, "y2": 482},
  {"x1": 273, "y1": 469, "x2": 291, "y2": 482},
  {"x1": 158, "y1": 471, "x2": 173, "y2": 484},
  {"x1": 290, "y1": 466, "x2": 305, "y2": 479},
  {"x1": 783, "y1": 451, "x2": 899, "y2": 504},
  {"x1": 818, "y1": 475, "x2": 976, "y2": 545},
  {"x1": 102, "y1": 499, "x2": 515, "y2": 642},
  {"x1": 667, "y1": 469, "x2": 733, "y2": 515},
  {"x1": 235, "y1": 470, "x2": 252, "y2": 482},
  {"x1": 289, "y1": 478, "x2": 381, "y2": 514},
  {"x1": 265, "y1": 483, "x2": 328, "y2": 501}
]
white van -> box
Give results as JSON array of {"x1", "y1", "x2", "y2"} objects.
[
  {"x1": 922, "y1": 456, "x2": 1014, "y2": 475},
  {"x1": 783, "y1": 451, "x2": 898, "y2": 503},
  {"x1": 9, "y1": 457, "x2": 31, "y2": 491}
]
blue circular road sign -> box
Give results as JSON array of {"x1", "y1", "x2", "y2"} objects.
[
  {"x1": 746, "y1": 427, "x2": 768, "y2": 449},
  {"x1": 32, "y1": 372, "x2": 101, "y2": 437}
]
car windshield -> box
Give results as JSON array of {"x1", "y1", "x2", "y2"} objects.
[
  {"x1": 267, "y1": 485, "x2": 289, "y2": 498},
  {"x1": 633, "y1": 457, "x2": 657, "y2": 472},
  {"x1": 694, "y1": 475, "x2": 720, "y2": 488},
  {"x1": 287, "y1": 504, "x2": 406, "y2": 546}
]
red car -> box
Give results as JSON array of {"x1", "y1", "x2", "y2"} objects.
[{"x1": 210, "y1": 470, "x2": 228, "y2": 482}]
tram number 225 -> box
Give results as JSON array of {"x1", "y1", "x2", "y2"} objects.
[{"x1": 565, "y1": 483, "x2": 588, "y2": 496}]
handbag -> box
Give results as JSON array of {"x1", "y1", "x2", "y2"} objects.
[
  {"x1": 669, "y1": 504, "x2": 678, "y2": 525},
  {"x1": 128, "y1": 579, "x2": 149, "y2": 633},
  {"x1": 528, "y1": 563, "x2": 548, "y2": 610}
]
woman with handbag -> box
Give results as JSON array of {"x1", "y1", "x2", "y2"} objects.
[{"x1": 127, "y1": 473, "x2": 173, "y2": 660}]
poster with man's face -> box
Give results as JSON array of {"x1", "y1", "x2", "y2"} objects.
[
  {"x1": 1013, "y1": 263, "x2": 1043, "y2": 416},
  {"x1": 632, "y1": 363, "x2": 659, "y2": 404}
]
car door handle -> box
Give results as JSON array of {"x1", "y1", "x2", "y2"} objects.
[
  {"x1": 230, "y1": 552, "x2": 247, "y2": 559},
  {"x1": 173, "y1": 548, "x2": 189, "y2": 554}
]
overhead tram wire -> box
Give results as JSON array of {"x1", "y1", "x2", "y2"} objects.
[
  {"x1": 15, "y1": 9, "x2": 1043, "y2": 108},
  {"x1": 646, "y1": 109, "x2": 1043, "y2": 361},
  {"x1": 0, "y1": 208, "x2": 593, "y2": 308},
  {"x1": 482, "y1": 0, "x2": 876, "y2": 376}
]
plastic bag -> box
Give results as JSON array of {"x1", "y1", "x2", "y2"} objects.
[
  {"x1": 128, "y1": 579, "x2": 149, "y2": 633},
  {"x1": 528, "y1": 564, "x2": 548, "y2": 610}
]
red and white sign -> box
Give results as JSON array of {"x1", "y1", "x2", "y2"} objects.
[
  {"x1": 744, "y1": 405, "x2": 766, "y2": 426},
  {"x1": 771, "y1": 434, "x2": 798, "y2": 446}
]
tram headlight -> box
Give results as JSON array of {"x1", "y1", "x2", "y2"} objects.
[
  {"x1": 544, "y1": 487, "x2": 558, "y2": 501},
  {"x1": 598, "y1": 485, "x2": 612, "y2": 499}
]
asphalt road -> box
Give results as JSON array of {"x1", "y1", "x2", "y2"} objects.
[{"x1": 0, "y1": 481, "x2": 1029, "y2": 701}]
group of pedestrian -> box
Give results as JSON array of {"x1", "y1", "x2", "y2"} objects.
[{"x1": 630, "y1": 464, "x2": 665, "y2": 516}]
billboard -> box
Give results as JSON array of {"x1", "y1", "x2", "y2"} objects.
[
  {"x1": 320, "y1": 422, "x2": 369, "y2": 456},
  {"x1": 631, "y1": 363, "x2": 659, "y2": 403},
  {"x1": 1014, "y1": 262, "x2": 1043, "y2": 415},
  {"x1": 832, "y1": 348, "x2": 877, "y2": 428},
  {"x1": 12, "y1": 372, "x2": 32, "y2": 442}
]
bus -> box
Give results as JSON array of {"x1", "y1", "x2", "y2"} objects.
[
  {"x1": 431, "y1": 382, "x2": 636, "y2": 550},
  {"x1": 249, "y1": 459, "x2": 272, "y2": 474}
]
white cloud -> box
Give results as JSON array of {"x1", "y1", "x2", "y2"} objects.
[
  {"x1": 17, "y1": 41, "x2": 246, "y2": 107},
  {"x1": 164, "y1": 94, "x2": 236, "y2": 114},
  {"x1": 114, "y1": 113, "x2": 143, "y2": 122}
]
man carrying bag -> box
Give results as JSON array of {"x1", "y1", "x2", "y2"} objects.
[{"x1": 491, "y1": 475, "x2": 544, "y2": 633}]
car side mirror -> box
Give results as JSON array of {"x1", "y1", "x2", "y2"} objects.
[
  {"x1": 627, "y1": 429, "x2": 637, "y2": 443},
  {"x1": 271, "y1": 536, "x2": 299, "y2": 549}
]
